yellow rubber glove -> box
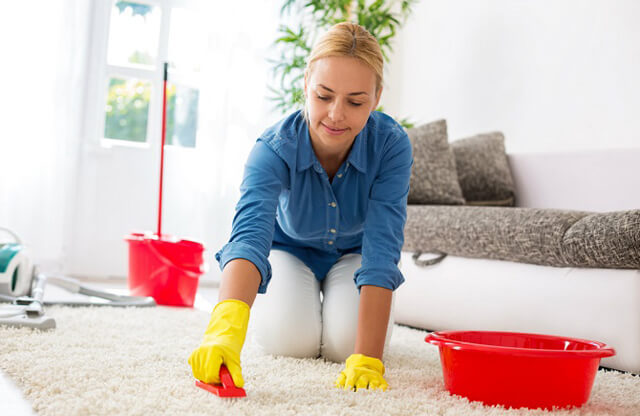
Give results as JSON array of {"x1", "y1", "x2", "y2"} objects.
[
  {"x1": 188, "y1": 299, "x2": 250, "y2": 387},
  {"x1": 335, "y1": 353, "x2": 388, "y2": 391}
]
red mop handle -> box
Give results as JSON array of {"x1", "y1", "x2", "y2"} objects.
[{"x1": 157, "y1": 62, "x2": 168, "y2": 237}]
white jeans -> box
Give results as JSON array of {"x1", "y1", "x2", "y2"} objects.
[{"x1": 250, "y1": 249, "x2": 394, "y2": 363}]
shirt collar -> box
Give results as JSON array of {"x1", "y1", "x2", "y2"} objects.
[
  {"x1": 296, "y1": 118, "x2": 368, "y2": 174},
  {"x1": 296, "y1": 120, "x2": 315, "y2": 172}
]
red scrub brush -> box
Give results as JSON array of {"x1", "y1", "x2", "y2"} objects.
[{"x1": 195, "y1": 365, "x2": 246, "y2": 398}]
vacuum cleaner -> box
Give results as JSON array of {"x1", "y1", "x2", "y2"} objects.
[
  {"x1": 0, "y1": 227, "x2": 156, "y2": 330},
  {"x1": 0, "y1": 227, "x2": 33, "y2": 298}
]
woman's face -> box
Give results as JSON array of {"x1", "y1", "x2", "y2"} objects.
[{"x1": 304, "y1": 56, "x2": 381, "y2": 158}]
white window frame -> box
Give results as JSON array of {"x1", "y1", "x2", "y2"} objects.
[{"x1": 84, "y1": 0, "x2": 204, "y2": 152}]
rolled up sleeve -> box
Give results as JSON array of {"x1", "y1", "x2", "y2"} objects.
[
  {"x1": 354, "y1": 132, "x2": 413, "y2": 291},
  {"x1": 215, "y1": 140, "x2": 288, "y2": 293}
]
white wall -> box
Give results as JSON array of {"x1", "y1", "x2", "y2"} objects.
[{"x1": 384, "y1": 0, "x2": 640, "y2": 153}]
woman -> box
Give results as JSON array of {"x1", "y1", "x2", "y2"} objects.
[{"x1": 189, "y1": 22, "x2": 412, "y2": 392}]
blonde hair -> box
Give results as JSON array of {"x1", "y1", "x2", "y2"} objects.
[
  {"x1": 307, "y1": 22, "x2": 384, "y2": 93},
  {"x1": 303, "y1": 22, "x2": 383, "y2": 120}
]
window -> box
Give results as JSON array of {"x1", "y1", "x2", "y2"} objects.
[{"x1": 100, "y1": 0, "x2": 206, "y2": 148}]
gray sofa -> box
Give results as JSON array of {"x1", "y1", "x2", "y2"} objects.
[{"x1": 395, "y1": 119, "x2": 640, "y2": 373}]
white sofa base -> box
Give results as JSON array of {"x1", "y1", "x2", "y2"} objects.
[{"x1": 396, "y1": 252, "x2": 640, "y2": 373}]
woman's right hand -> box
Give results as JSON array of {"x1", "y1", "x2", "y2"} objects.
[
  {"x1": 335, "y1": 353, "x2": 388, "y2": 391},
  {"x1": 188, "y1": 299, "x2": 250, "y2": 387}
]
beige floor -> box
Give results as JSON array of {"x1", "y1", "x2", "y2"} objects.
[{"x1": 0, "y1": 279, "x2": 220, "y2": 416}]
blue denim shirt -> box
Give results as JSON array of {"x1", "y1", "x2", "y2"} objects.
[{"x1": 215, "y1": 110, "x2": 413, "y2": 293}]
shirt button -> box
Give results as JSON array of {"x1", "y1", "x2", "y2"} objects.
[
  {"x1": 337, "y1": 173, "x2": 343, "y2": 178},
  {"x1": 328, "y1": 241, "x2": 334, "y2": 245},
  {"x1": 330, "y1": 228, "x2": 336, "y2": 234},
  {"x1": 329, "y1": 202, "x2": 337, "y2": 208}
]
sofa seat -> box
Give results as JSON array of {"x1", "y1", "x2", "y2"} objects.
[{"x1": 404, "y1": 205, "x2": 639, "y2": 269}]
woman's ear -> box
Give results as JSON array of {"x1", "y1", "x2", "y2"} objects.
[{"x1": 303, "y1": 69, "x2": 309, "y2": 98}]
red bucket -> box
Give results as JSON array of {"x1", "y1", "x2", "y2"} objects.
[
  {"x1": 425, "y1": 330, "x2": 615, "y2": 410},
  {"x1": 125, "y1": 232, "x2": 204, "y2": 307}
]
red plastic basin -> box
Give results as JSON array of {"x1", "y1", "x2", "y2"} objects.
[{"x1": 425, "y1": 330, "x2": 615, "y2": 410}]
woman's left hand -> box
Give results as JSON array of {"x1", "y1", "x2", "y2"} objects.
[{"x1": 335, "y1": 353, "x2": 388, "y2": 391}]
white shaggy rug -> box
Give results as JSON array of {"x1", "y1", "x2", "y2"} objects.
[{"x1": 1, "y1": 306, "x2": 639, "y2": 416}]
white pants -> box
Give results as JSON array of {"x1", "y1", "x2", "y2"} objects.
[{"x1": 250, "y1": 250, "x2": 394, "y2": 363}]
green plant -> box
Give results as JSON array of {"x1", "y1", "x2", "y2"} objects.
[{"x1": 270, "y1": 0, "x2": 417, "y2": 128}]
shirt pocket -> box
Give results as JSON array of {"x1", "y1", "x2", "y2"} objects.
[{"x1": 277, "y1": 189, "x2": 327, "y2": 240}]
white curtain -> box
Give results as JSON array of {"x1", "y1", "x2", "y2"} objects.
[{"x1": 0, "y1": 0, "x2": 91, "y2": 272}]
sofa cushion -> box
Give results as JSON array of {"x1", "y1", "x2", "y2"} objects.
[
  {"x1": 407, "y1": 120, "x2": 466, "y2": 205},
  {"x1": 451, "y1": 132, "x2": 516, "y2": 206},
  {"x1": 403, "y1": 205, "x2": 640, "y2": 269}
]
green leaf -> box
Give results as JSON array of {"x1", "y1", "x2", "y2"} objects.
[
  {"x1": 396, "y1": 117, "x2": 415, "y2": 129},
  {"x1": 280, "y1": 0, "x2": 298, "y2": 15},
  {"x1": 369, "y1": 0, "x2": 384, "y2": 12}
]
